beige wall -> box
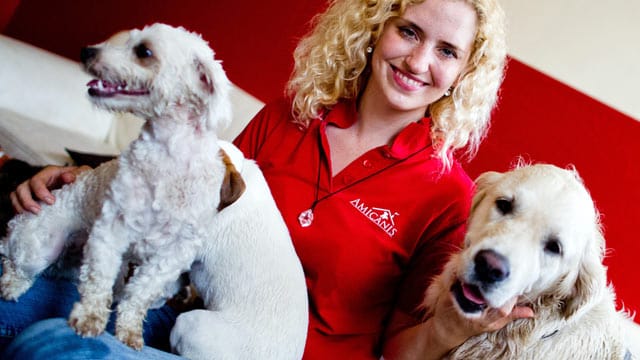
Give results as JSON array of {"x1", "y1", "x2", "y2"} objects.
[{"x1": 500, "y1": 0, "x2": 640, "y2": 120}]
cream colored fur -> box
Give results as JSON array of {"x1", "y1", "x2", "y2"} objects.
[
  {"x1": 0, "y1": 23, "x2": 308, "y2": 358},
  {"x1": 424, "y1": 164, "x2": 633, "y2": 359}
]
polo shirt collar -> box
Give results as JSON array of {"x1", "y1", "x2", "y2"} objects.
[{"x1": 323, "y1": 100, "x2": 433, "y2": 159}]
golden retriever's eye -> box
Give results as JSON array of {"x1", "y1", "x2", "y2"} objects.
[
  {"x1": 544, "y1": 237, "x2": 563, "y2": 256},
  {"x1": 495, "y1": 197, "x2": 513, "y2": 215},
  {"x1": 134, "y1": 43, "x2": 153, "y2": 59}
]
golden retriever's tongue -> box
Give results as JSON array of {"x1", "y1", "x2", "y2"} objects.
[{"x1": 462, "y1": 283, "x2": 486, "y2": 305}]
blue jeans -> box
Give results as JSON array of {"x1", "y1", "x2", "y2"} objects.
[
  {"x1": 0, "y1": 270, "x2": 180, "y2": 357},
  {"x1": 4, "y1": 318, "x2": 182, "y2": 359}
]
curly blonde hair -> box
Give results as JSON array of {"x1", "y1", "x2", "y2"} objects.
[{"x1": 286, "y1": 0, "x2": 507, "y2": 169}]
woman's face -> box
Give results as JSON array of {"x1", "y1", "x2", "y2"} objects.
[{"x1": 366, "y1": 0, "x2": 478, "y2": 117}]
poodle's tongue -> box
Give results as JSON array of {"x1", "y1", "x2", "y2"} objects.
[
  {"x1": 86, "y1": 79, "x2": 148, "y2": 97},
  {"x1": 87, "y1": 79, "x2": 120, "y2": 97},
  {"x1": 461, "y1": 282, "x2": 486, "y2": 305}
]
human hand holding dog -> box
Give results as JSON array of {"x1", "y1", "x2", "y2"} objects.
[
  {"x1": 383, "y1": 291, "x2": 534, "y2": 360},
  {"x1": 436, "y1": 293, "x2": 533, "y2": 344},
  {"x1": 426, "y1": 292, "x2": 534, "y2": 358},
  {"x1": 10, "y1": 165, "x2": 90, "y2": 214}
]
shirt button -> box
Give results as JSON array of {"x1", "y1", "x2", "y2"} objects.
[{"x1": 362, "y1": 159, "x2": 372, "y2": 168}]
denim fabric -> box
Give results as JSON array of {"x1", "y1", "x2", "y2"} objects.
[
  {"x1": 0, "y1": 271, "x2": 80, "y2": 351},
  {"x1": 0, "y1": 267, "x2": 179, "y2": 355},
  {"x1": 4, "y1": 318, "x2": 183, "y2": 360}
]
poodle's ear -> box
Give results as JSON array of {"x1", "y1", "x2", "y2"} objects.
[
  {"x1": 195, "y1": 59, "x2": 214, "y2": 94},
  {"x1": 217, "y1": 148, "x2": 246, "y2": 211},
  {"x1": 470, "y1": 171, "x2": 502, "y2": 215},
  {"x1": 562, "y1": 227, "x2": 607, "y2": 319},
  {"x1": 193, "y1": 56, "x2": 232, "y2": 133}
]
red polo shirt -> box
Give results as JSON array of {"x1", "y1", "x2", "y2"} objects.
[{"x1": 234, "y1": 98, "x2": 473, "y2": 359}]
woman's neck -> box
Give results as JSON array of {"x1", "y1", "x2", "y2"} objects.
[
  {"x1": 325, "y1": 91, "x2": 425, "y2": 176},
  {"x1": 357, "y1": 84, "x2": 426, "y2": 139}
]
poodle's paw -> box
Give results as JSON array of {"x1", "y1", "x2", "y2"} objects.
[
  {"x1": 0, "y1": 271, "x2": 33, "y2": 301},
  {"x1": 68, "y1": 302, "x2": 109, "y2": 337},
  {"x1": 116, "y1": 324, "x2": 144, "y2": 350}
]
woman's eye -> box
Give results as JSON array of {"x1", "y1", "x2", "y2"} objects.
[
  {"x1": 440, "y1": 47, "x2": 458, "y2": 59},
  {"x1": 134, "y1": 44, "x2": 153, "y2": 59},
  {"x1": 398, "y1": 26, "x2": 418, "y2": 40}
]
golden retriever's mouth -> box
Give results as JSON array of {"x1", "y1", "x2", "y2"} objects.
[
  {"x1": 451, "y1": 280, "x2": 487, "y2": 313},
  {"x1": 87, "y1": 79, "x2": 150, "y2": 97}
]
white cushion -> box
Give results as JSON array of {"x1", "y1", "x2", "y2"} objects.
[
  {"x1": 0, "y1": 34, "x2": 115, "y2": 143},
  {"x1": 0, "y1": 108, "x2": 118, "y2": 165}
]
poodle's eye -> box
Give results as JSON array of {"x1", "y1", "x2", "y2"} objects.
[
  {"x1": 134, "y1": 43, "x2": 153, "y2": 59},
  {"x1": 544, "y1": 237, "x2": 563, "y2": 256},
  {"x1": 495, "y1": 197, "x2": 513, "y2": 215}
]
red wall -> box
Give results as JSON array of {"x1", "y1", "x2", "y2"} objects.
[
  {"x1": 0, "y1": 0, "x2": 20, "y2": 32},
  {"x1": 4, "y1": 1, "x2": 639, "y2": 317}
]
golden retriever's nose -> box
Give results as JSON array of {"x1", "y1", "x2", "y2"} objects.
[{"x1": 475, "y1": 249, "x2": 510, "y2": 284}]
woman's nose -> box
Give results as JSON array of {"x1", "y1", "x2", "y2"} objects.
[{"x1": 405, "y1": 45, "x2": 433, "y2": 74}]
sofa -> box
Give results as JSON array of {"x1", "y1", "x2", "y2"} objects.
[{"x1": 1, "y1": 33, "x2": 639, "y2": 357}]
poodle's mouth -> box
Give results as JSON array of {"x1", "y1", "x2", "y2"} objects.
[
  {"x1": 451, "y1": 280, "x2": 487, "y2": 314},
  {"x1": 87, "y1": 79, "x2": 150, "y2": 97}
]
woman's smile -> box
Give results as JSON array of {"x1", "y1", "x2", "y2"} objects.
[{"x1": 390, "y1": 64, "x2": 428, "y2": 91}]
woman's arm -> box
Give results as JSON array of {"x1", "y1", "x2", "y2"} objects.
[{"x1": 382, "y1": 294, "x2": 534, "y2": 359}]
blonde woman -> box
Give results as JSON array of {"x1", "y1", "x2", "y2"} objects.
[{"x1": 6, "y1": 0, "x2": 533, "y2": 358}]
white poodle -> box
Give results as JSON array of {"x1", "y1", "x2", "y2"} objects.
[
  {"x1": 0, "y1": 23, "x2": 308, "y2": 358},
  {"x1": 424, "y1": 164, "x2": 633, "y2": 359}
]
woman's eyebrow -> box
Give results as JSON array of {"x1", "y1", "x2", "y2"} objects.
[{"x1": 397, "y1": 17, "x2": 425, "y2": 37}]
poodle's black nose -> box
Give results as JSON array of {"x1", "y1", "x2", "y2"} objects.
[
  {"x1": 80, "y1": 47, "x2": 99, "y2": 64},
  {"x1": 474, "y1": 249, "x2": 510, "y2": 284}
]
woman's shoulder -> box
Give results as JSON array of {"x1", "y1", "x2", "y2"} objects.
[
  {"x1": 433, "y1": 159, "x2": 476, "y2": 203},
  {"x1": 449, "y1": 161, "x2": 475, "y2": 190},
  {"x1": 258, "y1": 96, "x2": 293, "y2": 118},
  {"x1": 234, "y1": 96, "x2": 300, "y2": 158}
]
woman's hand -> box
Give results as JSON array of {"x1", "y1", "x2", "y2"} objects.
[
  {"x1": 10, "y1": 165, "x2": 91, "y2": 214},
  {"x1": 430, "y1": 291, "x2": 534, "y2": 351},
  {"x1": 383, "y1": 291, "x2": 534, "y2": 360}
]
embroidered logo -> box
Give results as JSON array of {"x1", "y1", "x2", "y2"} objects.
[{"x1": 350, "y1": 198, "x2": 399, "y2": 237}]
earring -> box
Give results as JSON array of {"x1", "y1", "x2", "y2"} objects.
[
  {"x1": 444, "y1": 87, "x2": 453, "y2": 97},
  {"x1": 366, "y1": 46, "x2": 373, "y2": 54}
]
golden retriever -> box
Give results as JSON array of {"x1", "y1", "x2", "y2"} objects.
[{"x1": 424, "y1": 164, "x2": 633, "y2": 359}]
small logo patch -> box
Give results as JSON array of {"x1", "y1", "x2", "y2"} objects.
[{"x1": 350, "y1": 198, "x2": 399, "y2": 237}]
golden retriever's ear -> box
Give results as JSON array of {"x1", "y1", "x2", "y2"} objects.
[
  {"x1": 475, "y1": 171, "x2": 503, "y2": 188},
  {"x1": 217, "y1": 149, "x2": 246, "y2": 211},
  {"x1": 562, "y1": 228, "x2": 607, "y2": 319},
  {"x1": 471, "y1": 171, "x2": 503, "y2": 214}
]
